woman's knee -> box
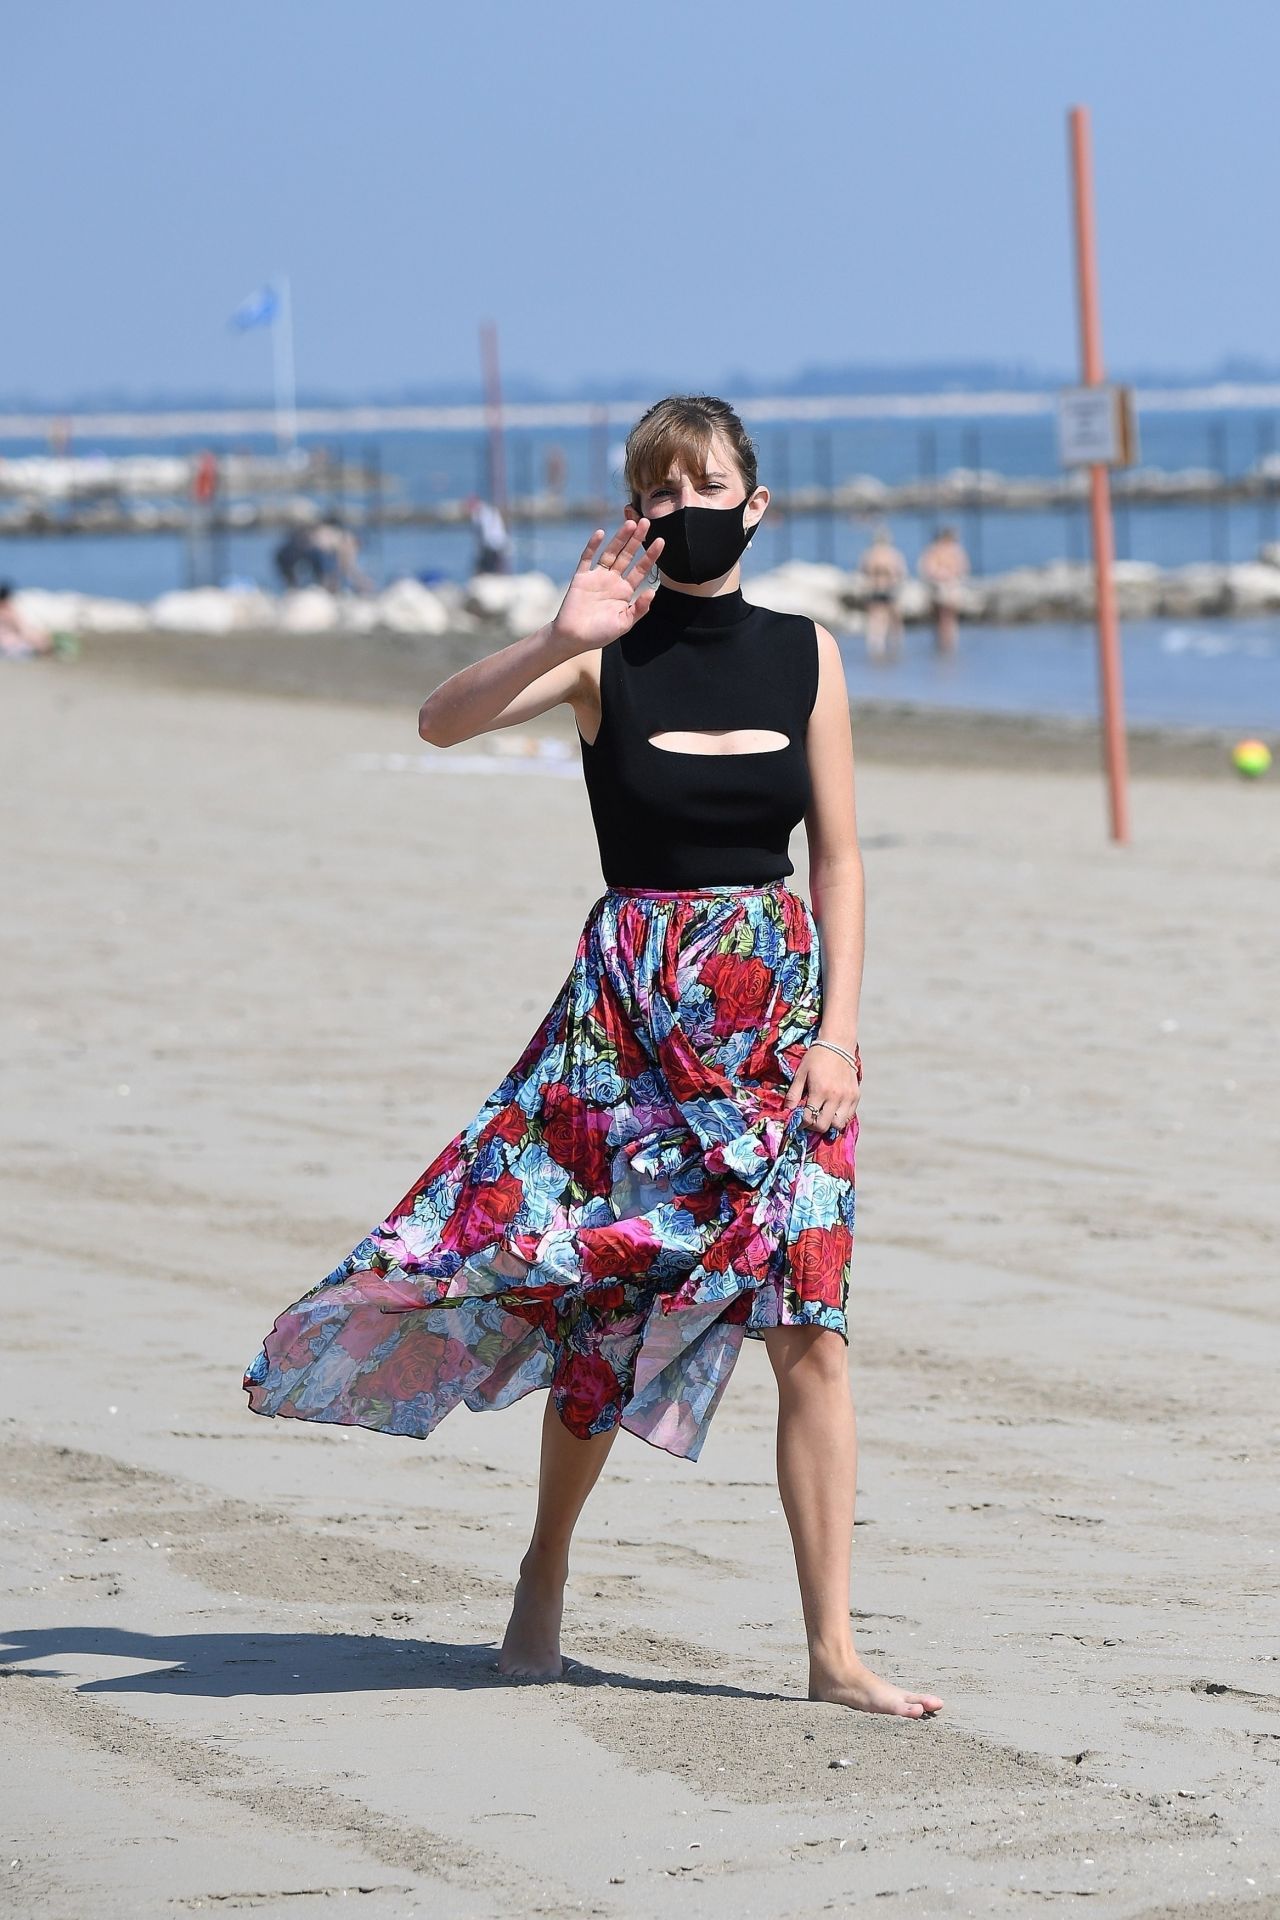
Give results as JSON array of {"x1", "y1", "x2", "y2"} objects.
[{"x1": 764, "y1": 1324, "x2": 851, "y2": 1394}]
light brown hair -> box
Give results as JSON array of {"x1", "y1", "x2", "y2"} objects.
[{"x1": 623, "y1": 394, "x2": 759, "y2": 509}]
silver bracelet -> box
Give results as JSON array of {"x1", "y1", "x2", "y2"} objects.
[{"x1": 809, "y1": 1036, "x2": 862, "y2": 1079}]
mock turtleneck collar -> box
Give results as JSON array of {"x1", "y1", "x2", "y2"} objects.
[{"x1": 649, "y1": 582, "x2": 754, "y2": 630}]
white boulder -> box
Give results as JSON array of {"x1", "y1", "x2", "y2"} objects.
[
  {"x1": 747, "y1": 562, "x2": 853, "y2": 629},
  {"x1": 464, "y1": 570, "x2": 562, "y2": 634},
  {"x1": 15, "y1": 588, "x2": 147, "y2": 633},
  {"x1": 1224, "y1": 563, "x2": 1280, "y2": 612},
  {"x1": 148, "y1": 589, "x2": 240, "y2": 634},
  {"x1": 1157, "y1": 565, "x2": 1230, "y2": 617},
  {"x1": 278, "y1": 588, "x2": 341, "y2": 633},
  {"x1": 365, "y1": 577, "x2": 451, "y2": 635}
]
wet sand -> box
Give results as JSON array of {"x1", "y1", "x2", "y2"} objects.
[
  {"x1": 72, "y1": 624, "x2": 1251, "y2": 779},
  {"x1": 1, "y1": 647, "x2": 1278, "y2": 1917}
]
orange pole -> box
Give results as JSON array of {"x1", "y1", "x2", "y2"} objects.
[
  {"x1": 1068, "y1": 105, "x2": 1130, "y2": 844},
  {"x1": 479, "y1": 319, "x2": 508, "y2": 521}
]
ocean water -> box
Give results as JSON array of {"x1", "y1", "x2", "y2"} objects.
[
  {"x1": 6, "y1": 403, "x2": 1280, "y2": 591},
  {"x1": 5, "y1": 404, "x2": 1280, "y2": 732},
  {"x1": 839, "y1": 617, "x2": 1280, "y2": 734}
]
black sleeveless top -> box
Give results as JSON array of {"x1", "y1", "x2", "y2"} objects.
[{"x1": 578, "y1": 584, "x2": 820, "y2": 887}]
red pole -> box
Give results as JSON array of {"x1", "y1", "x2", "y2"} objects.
[
  {"x1": 479, "y1": 319, "x2": 508, "y2": 521},
  {"x1": 1068, "y1": 105, "x2": 1130, "y2": 844}
]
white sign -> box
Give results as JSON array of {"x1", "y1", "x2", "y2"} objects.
[{"x1": 1058, "y1": 386, "x2": 1124, "y2": 466}]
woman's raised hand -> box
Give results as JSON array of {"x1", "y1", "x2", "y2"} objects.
[{"x1": 549, "y1": 517, "x2": 665, "y2": 655}]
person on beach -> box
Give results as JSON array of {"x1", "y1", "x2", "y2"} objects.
[
  {"x1": 859, "y1": 524, "x2": 907, "y2": 660},
  {"x1": 311, "y1": 513, "x2": 373, "y2": 594},
  {"x1": 0, "y1": 582, "x2": 55, "y2": 659},
  {"x1": 274, "y1": 527, "x2": 322, "y2": 590},
  {"x1": 244, "y1": 393, "x2": 944, "y2": 1721},
  {"x1": 468, "y1": 495, "x2": 514, "y2": 575},
  {"x1": 918, "y1": 524, "x2": 969, "y2": 654}
]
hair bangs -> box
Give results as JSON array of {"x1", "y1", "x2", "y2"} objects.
[
  {"x1": 628, "y1": 415, "x2": 717, "y2": 500},
  {"x1": 623, "y1": 394, "x2": 759, "y2": 508}
]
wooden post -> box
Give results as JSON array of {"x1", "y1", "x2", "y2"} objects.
[{"x1": 1068, "y1": 105, "x2": 1131, "y2": 844}]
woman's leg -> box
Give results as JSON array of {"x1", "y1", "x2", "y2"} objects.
[
  {"x1": 762, "y1": 1324, "x2": 945, "y2": 1717},
  {"x1": 498, "y1": 1391, "x2": 620, "y2": 1677}
]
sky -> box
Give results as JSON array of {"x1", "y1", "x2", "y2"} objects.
[{"x1": 5, "y1": 0, "x2": 1278, "y2": 405}]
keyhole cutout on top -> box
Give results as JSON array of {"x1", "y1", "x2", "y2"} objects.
[{"x1": 647, "y1": 728, "x2": 790, "y2": 756}]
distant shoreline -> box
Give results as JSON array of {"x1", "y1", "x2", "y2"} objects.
[{"x1": 8, "y1": 377, "x2": 1280, "y2": 440}]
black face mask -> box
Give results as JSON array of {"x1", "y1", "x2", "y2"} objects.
[{"x1": 644, "y1": 498, "x2": 758, "y2": 584}]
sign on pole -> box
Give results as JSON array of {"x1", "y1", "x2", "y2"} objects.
[{"x1": 1057, "y1": 384, "x2": 1139, "y2": 469}]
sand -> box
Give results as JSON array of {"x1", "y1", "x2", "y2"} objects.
[
  {"x1": 71, "y1": 625, "x2": 1253, "y2": 779},
  {"x1": 1, "y1": 643, "x2": 1277, "y2": 1919}
]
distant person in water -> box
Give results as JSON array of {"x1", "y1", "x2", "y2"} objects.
[
  {"x1": 468, "y1": 496, "x2": 513, "y2": 575},
  {"x1": 0, "y1": 583, "x2": 54, "y2": 659},
  {"x1": 918, "y1": 526, "x2": 969, "y2": 654},
  {"x1": 859, "y1": 526, "x2": 907, "y2": 660}
]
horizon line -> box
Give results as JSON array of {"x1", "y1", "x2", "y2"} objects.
[{"x1": 3, "y1": 382, "x2": 1280, "y2": 443}]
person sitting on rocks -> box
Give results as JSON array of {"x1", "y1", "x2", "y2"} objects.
[
  {"x1": 274, "y1": 527, "x2": 322, "y2": 590},
  {"x1": 310, "y1": 514, "x2": 372, "y2": 594}
]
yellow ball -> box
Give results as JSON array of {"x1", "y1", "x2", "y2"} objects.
[{"x1": 1231, "y1": 738, "x2": 1272, "y2": 778}]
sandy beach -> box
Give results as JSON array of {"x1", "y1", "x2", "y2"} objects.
[{"x1": 2, "y1": 644, "x2": 1278, "y2": 1918}]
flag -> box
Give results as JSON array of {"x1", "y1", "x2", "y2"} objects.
[{"x1": 229, "y1": 284, "x2": 280, "y2": 331}]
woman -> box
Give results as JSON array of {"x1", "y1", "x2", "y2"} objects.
[{"x1": 244, "y1": 393, "x2": 944, "y2": 1721}]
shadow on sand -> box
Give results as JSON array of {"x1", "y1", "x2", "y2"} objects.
[{"x1": 0, "y1": 1624, "x2": 787, "y2": 1703}]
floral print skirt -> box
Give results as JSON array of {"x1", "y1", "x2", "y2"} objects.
[{"x1": 243, "y1": 879, "x2": 858, "y2": 1462}]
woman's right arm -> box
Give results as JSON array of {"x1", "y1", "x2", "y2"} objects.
[
  {"x1": 418, "y1": 514, "x2": 663, "y2": 747},
  {"x1": 418, "y1": 623, "x2": 586, "y2": 746}
]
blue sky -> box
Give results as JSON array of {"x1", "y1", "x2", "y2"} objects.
[{"x1": 5, "y1": 0, "x2": 1276, "y2": 403}]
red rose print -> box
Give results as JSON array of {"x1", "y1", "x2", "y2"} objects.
[
  {"x1": 485, "y1": 1103, "x2": 529, "y2": 1147},
  {"x1": 811, "y1": 1111, "x2": 859, "y2": 1178},
  {"x1": 579, "y1": 1217, "x2": 663, "y2": 1282},
  {"x1": 553, "y1": 1349, "x2": 622, "y2": 1437},
  {"x1": 585, "y1": 1281, "x2": 627, "y2": 1314},
  {"x1": 541, "y1": 1083, "x2": 614, "y2": 1196},
  {"x1": 603, "y1": 1003, "x2": 653, "y2": 1080},
  {"x1": 678, "y1": 1180, "x2": 726, "y2": 1227},
  {"x1": 504, "y1": 1294, "x2": 560, "y2": 1338},
  {"x1": 337, "y1": 1300, "x2": 405, "y2": 1363},
  {"x1": 700, "y1": 953, "x2": 775, "y2": 1036},
  {"x1": 365, "y1": 1334, "x2": 444, "y2": 1402},
  {"x1": 661, "y1": 1033, "x2": 719, "y2": 1103},
  {"x1": 790, "y1": 1225, "x2": 851, "y2": 1309},
  {"x1": 271, "y1": 1315, "x2": 318, "y2": 1372},
  {"x1": 438, "y1": 1169, "x2": 524, "y2": 1259}
]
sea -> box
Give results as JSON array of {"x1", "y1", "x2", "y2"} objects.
[{"x1": 5, "y1": 399, "x2": 1280, "y2": 734}]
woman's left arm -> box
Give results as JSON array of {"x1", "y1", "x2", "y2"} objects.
[{"x1": 785, "y1": 622, "x2": 865, "y2": 1134}]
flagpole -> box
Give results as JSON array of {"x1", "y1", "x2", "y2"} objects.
[{"x1": 273, "y1": 273, "x2": 297, "y2": 454}]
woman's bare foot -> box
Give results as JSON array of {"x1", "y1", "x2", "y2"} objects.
[
  {"x1": 810, "y1": 1650, "x2": 944, "y2": 1718},
  {"x1": 497, "y1": 1543, "x2": 568, "y2": 1679}
]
